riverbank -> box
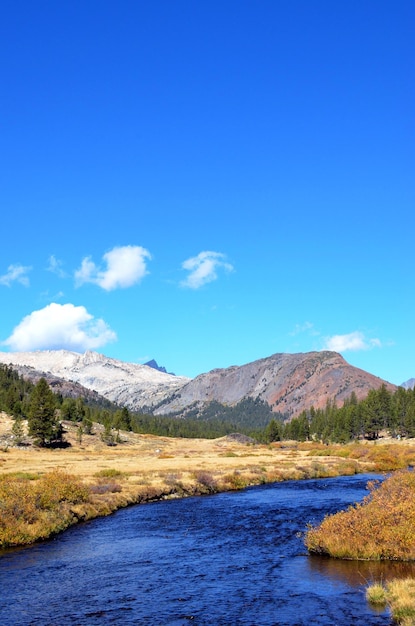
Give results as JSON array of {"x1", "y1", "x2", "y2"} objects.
[
  {"x1": 1, "y1": 414, "x2": 415, "y2": 548},
  {"x1": 367, "y1": 579, "x2": 415, "y2": 625},
  {"x1": 305, "y1": 468, "x2": 415, "y2": 560}
]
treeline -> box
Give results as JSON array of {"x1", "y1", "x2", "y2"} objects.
[
  {"x1": 0, "y1": 364, "x2": 124, "y2": 427},
  {"x1": 266, "y1": 384, "x2": 415, "y2": 443},
  {"x1": 0, "y1": 365, "x2": 34, "y2": 416},
  {"x1": 164, "y1": 397, "x2": 284, "y2": 430},
  {"x1": 132, "y1": 398, "x2": 283, "y2": 439}
]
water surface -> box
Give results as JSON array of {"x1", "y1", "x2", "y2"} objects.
[{"x1": 1, "y1": 474, "x2": 412, "y2": 625}]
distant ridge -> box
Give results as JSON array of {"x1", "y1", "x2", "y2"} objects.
[
  {"x1": 402, "y1": 378, "x2": 415, "y2": 390},
  {"x1": 0, "y1": 349, "x2": 397, "y2": 419},
  {"x1": 144, "y1": 359, "x2": 175, "y2": 376},
  {"x1": 0, "y1": 350, "x2": 189, "y2": 412},
  {"x1": 153, "y1": 351, "x2": 397, "y2": 418}
]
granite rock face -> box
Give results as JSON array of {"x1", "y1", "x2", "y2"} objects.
[
  {"x1": 0, "y1": 350, "x2": 189, "y2": 412},
  {"x1": 154, "y1": 351, "x2": 396, "y2": 418}
]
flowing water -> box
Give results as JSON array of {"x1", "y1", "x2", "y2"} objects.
[{"x1": 1, "y1": 474, "x2": 414, "y2": 625}]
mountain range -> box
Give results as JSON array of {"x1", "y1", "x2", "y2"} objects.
[
  {"x1": 0, "y1": 349, "x2": 400, "y2": 419},
  {"x1": 0, "y1": 350, "x2": 188, "y2": 412}
]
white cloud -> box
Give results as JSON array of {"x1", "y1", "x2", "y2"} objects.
[
  {"x1": 0, "y1": 264, "x2": 32, "y2": 287},
  {"x1": 323, "y1": 331, "x2": 381, "y2": 352},
  {"x1": 180, "y1": 251, "x2": 234, "y2": 289},
  {"x1": 290, "y1": 321, "x2": 316, "y2": 336},
  {"x1": 3, "y1": 303, "x2": 117, "y2": 352},
  {"x1": 47, "y1": 255, "x2": 67, "y2": 278},
  {"x1": 75, "y1": 245, "x2": 151, "y2": 291}
]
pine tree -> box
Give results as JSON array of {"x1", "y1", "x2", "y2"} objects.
[
  {"x1": 11, "y1": 416, "x2": 25, "y2": 445},
  {"x1": 28, "y1": 378, "x2": 62, "y2": 447},
  {"x1": 265, "y1": 418, "x2": 281, "y2": 442}
]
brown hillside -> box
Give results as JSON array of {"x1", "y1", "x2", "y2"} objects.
[{"x1": 155, "y1": 351, "x2": 396, "y2": 418}]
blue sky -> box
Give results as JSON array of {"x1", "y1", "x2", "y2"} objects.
[{"x1": 1, "y1": 1, "x2": 413, "y2": 384}]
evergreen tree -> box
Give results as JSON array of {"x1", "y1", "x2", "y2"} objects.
[
  {"x1": 265, "y1": 418, "x2": 281, "y2": 442},
  {"x1": 28, "y1": 378, "x2": 62, "y2": 447},
  {"x1": 11, "y1": 416, "x2": 25, "y2": 445},
  {"x1": 362, "y1": 385, "x2": 391, "y2": 439},
  {"x1": 113, "y1": 406, "x2": 132, "y2": 431}
]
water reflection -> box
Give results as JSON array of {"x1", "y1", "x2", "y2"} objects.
[
  {"x1": 0, "y1": 474, "x2": 404, "y2": 625},
  {"x1": 308, "y1": 553, "x2": 415, "y2": 587}
]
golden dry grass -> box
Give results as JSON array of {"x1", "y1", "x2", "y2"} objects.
[
  {"x1": 367, "y1": 578, "x2": 415, "y2": 625},
  {"x1": 0, "y1": 415, "x2": 368, "y2": 494}
]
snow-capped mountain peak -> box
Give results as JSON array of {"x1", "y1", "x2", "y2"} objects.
[{"x1": 0, "y1": 350, "x2": 189, "y2": 411}]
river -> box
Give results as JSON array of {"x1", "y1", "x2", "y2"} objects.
[{"x1": 1, "y1": 473, "x2": 414, "y2": 625}]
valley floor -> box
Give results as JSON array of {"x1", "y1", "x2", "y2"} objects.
[
  {"x1": 1, "y1": 413, "x2": 414, "y2": 548},
  {"x1": 0, "y1": 413, "x2": 373, "y2": 492}
]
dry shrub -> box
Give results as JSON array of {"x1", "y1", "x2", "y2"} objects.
[
  {"x1": 336, "y1": 460, "x2": 359, "y2": 475},
  {"x1": 265, "y1": 469, "x2": 285, "y2": 482},
  {"x1": 367, "y1": 446, "x2": 408, "y2": 471},
  {"x1": 309, "y1": 461, "x2": 336, "y2": 478},
  {"x1": 164, "y1": 472, "x2": 183, "y2": 485},
  {"x1": 348, "y1": 443, "x2": 415, "y2": 472},
  {"x1": 36, "y1": 471, "x2": 89, "y2": 508},
  {"x1": 89, "y1": 481, "x2": 122, "y2": 494},
  {"x1": 305, "y1": 470, "x2": 415, "y2": 560},
  {"x1": 162, "y1": 473, "x2": 187, "y2": 494},
  {"x1": 307, "y1": 442, "x2": 415, "y2": 472},
  {"x1": 134, "y1": 485, "x2": 172, "y2": 502},
  {"x1": 250, "y1": 466, "x2": 266, "y2": 475},
  {"x1": 0, "y1": 471, "x2": 89, "y2": 548},
  {"x1": 307, "y1": 445, "x2": 343, "y2": 457},
  {"x1": 94, "y1": 468, "x2": 124, "y2": 478},
  {"x1": 223, "y1": 470, "x2": 249, "y2": 490},
  {"x1": 193, "y1": 471, "x2": 218, "y2": 493},
  {"x1": 348, "y1": 444, "x2": 371, "y2": 460}
]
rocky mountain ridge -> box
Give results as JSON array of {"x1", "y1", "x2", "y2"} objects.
[
  {"x1": 0, "y1": 349, "x2": 397, "y2": 418},
  {"x1": 144, "y1": 359, "x2": 175, "y2": 375},
  {"x1": 0, "y1": 350, "x2": 189, "y2": 412},
  {"x1": 154, "y1": 351, "x2": 397, "y2": 418},
  {"x1": 5, "y1": 363, "x2": 120, "y2": 409}
]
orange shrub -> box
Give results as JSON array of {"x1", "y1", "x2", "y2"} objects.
[
  {"x1": 305, "y1": 470, "x2": 415, "y2": 560},
  {"x1": 0, "y1": 471, "x2": 89, "y2": 548}
]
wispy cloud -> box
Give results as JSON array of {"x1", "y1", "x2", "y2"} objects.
[
  {"x1": 323, "y1": 331, "x2": 381, "y2": 352},
  {"x1": 289, "y1": 321, "x2": 317, "y2": 336},
  {"x1": 0, "y1": 264, "x2": 32, "y2": 287},
  {"x1": 75, "y1": 245, "x2": 151, "y2": 291},
  {"x1": 47, "y1": 255, "x2": 67, "y2": 278},
  {"x1": 180, "y1": 251, "x2": 234, "y2": 289},
  {"x1": 2, "y1": 303, "x2": 117, "y2": 352}
]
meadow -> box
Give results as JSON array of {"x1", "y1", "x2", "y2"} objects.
[{"x1": 1, "y1": 413, "x2": 407, "y2": 549}]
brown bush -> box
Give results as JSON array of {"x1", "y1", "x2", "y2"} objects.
[
  {"x1": 0, "y1": 471, "x2": 89, "y2": 548},
  {"x1": 305, "y1": 470, "x2": 415, "y2": 560},
  {"x1": 193, "y1": 471, "x2": 218, "y2": 493}
]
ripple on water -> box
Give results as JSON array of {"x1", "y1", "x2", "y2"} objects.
[{"x1": 0, "y1": 474, "x2": 405, "y2": 625}]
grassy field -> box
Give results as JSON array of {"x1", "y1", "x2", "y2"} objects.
[{"x1": 1, "y1": 412, "x2": 415, "y2": 548}]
